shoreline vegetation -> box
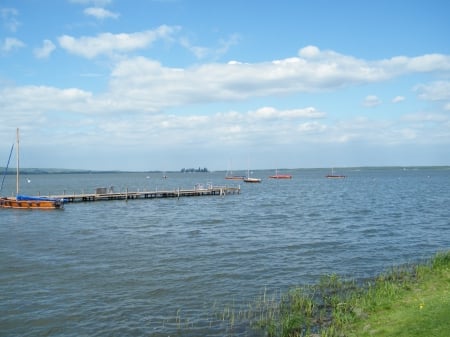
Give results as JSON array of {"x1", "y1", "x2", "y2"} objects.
[
  {"x1": 162, "y1": 251, "x2": 449, "y2": 336},
  {"x1": 0, "y1": 168, "x2": 209, "y2": 175},
  {"x1": 234, "y1": 250, "x2": 449, "y2": 337}
]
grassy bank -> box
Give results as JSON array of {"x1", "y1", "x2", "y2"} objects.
[{"x1": 253, "y1": 250, "x2": 450, "y2": 337}]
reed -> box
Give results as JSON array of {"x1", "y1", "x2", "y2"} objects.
[
  {"x1": 251, "y1": 250, "x2": 450, "y2": 337},
  {"x1": 154, "y1": 251, "x2": 449, "y2": 336}
]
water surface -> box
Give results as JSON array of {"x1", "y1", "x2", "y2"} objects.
[{"x1": 1, "y1": 167, "x2": 449, "y2": 336}]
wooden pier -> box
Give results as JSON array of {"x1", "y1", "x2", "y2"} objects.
[{"x1": 44, "y1": 185, "x2": 241, "y2": 203}]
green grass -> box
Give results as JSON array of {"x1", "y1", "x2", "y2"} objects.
[
  {"x1": 346, "y1": 251, "x2": 450, "y2": 337},
  {"x1": 253, "y1": 250, "x2": 450, "y2": 337}
]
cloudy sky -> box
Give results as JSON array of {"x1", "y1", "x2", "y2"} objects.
[{"x1": 1, "y1": 0, "x2": 449, "y2": 171}]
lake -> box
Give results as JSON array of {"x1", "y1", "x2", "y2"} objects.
[{"x1": 1, "y1": 167, "x2": 449, "y2": 336}]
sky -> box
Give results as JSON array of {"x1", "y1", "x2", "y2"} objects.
[{"x1": 0, "y1": 0, "x2": 449, "y2": 171}]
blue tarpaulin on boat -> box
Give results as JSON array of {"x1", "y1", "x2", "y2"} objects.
[{"x1": 16, "y1": 195, "x2": 60, "y2": 202}]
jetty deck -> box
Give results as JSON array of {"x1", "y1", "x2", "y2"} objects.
[{"x1": 45, "y1": 185, "x2": 240, "y2": 203}]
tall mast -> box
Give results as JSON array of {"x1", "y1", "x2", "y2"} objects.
[{"x1": 16, "y1": 128, "x2": 19, "y2": 196}]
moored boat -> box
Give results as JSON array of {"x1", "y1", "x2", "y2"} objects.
[
  {"x1": 269, "y1": 169, "x2": 292, "y2": 179},
  {"x1": 0, "y1": 196, "x2": 64, "y2": 209},
  {"x1": 0, "y1": 128, "x2": 64, "y2": 210},
  {"x1": 326, "y1": 168, "x2": 346, "y2": 179},
  {"x1": 225, "y1": 161, "x2": 245, "y2": 180},
  {"x1": 243, "y1": 167, "x2": 261, "y2": 183},
  {"x1": 326, "y1": 175, "x2": 346, "y2": 179},
  {"x1": 225, "y1": 175, "x2": 245, "y2": 180},
  {"x1": 243, "y1": 177, "x2": 262, "y2": 183}
]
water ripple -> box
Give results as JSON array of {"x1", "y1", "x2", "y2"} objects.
[{"x1": 1, "y1": 168, "x2": 449, "y2": 336}]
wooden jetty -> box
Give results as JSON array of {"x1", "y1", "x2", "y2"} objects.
[{"x1": 43, "y1": 185, "x2": 240, "y2": 203}]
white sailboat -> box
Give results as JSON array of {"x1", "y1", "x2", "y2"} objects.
[{"x1": 243, "y1": 163, "x2": 261, "y2": 183}]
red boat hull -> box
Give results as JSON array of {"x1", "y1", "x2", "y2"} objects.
[{"x1": 269, "y1": 174, "x2": 292, "y2": 179}]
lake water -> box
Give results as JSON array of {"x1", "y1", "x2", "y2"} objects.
[{"x1": 1, "y1": 167, "x2": 449, "y2": 336}]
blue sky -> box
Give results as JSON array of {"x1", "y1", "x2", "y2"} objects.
[{"x1": 1, "y1": 0, "x2": 449, "y2": 171}]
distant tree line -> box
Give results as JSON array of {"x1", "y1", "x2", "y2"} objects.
[{"x1": 180, "y1": 167, "x2": 209, "y2": 173}]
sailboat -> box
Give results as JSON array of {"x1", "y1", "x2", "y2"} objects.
[
  {"x1": 225, "y1": 170, "x2": 246, "y2": 180},
  {"x1": 224, "y1": 160, "x2": 245, "y2": 180},
  {"x1": 243, "y1": 167, "x2": 261, "y2": 183},
  {"x1": 326, "y1": 168, "x2": 346, "y2": 179},
  {"x1": 269, "y1": 169, "x2": 292, "y2": 179},
  {"x1": 0, "y1": 129, "x2": 64, "y2": 209},
  {"x1": 225, "y1": 174, "x2": 245, "y2": 180}
]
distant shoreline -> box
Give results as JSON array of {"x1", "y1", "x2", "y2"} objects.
[{"x1": 1, "y1": 165, "x2": 449, "y2": 175}]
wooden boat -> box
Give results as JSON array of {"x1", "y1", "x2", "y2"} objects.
[
  {"x1": 0, "y1": 129, "x2": 63, "y2": 210},
  {"x1": 225, "y1": 160, "x2": 245, "y2": 180},
  {"x1": 326, "y1": 168, "x2": 346, "y2": 179},
  {"x1": 0, "y1": 196, "x2": 64, "y2": 209},
  {"x1": 225, "y1": 175, "x2": 245, "y2": 180},
  {"x1": 269, "y1": 169, "x2": 292, "y2": 179}
]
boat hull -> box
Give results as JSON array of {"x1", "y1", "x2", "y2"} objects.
[
  {"x1": 269, "y1": 175, "x2": 292, "y2": 179},
  {"x1": 243, "y1": 178, "x2": 261, "y2": 183},
  {"x1": 225, "y1": 176, "x2": 245, "y2": 180},
  {"x1": 0, "y1": 197, "x2": 63, "y2": 209}
]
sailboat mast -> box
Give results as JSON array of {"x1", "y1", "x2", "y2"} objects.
[
  {"x1": 0, "y1": 143, "x2": 14, "y2": 194},
  {"x1": 16, "y1": 128, "x2": 19, "y2": 196}
]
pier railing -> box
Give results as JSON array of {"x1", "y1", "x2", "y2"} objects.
[{"x1": 44, "y1": 185, "x2": 241, "y2": 203}]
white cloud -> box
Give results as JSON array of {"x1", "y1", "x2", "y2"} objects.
[
  {"x1": 1, "y1": 37, "x2": 25, "y2": 53},
  {"x1": 2, "y1": 46, "x2": 450, "y2": 170},
  {"x1": 1, "y1": 83, "x2": 448, "y2": 171},
  {"x1": 406, "y1": 54, "x2": 450, "y2": 72},
  {"x1": 0, "y1": 86, "x2": 93, "y2": 116},
  {"x1": 34, "y1": 40, "x2": 56, "y2": 59},
  {"x1": 248, "y1": 106, "x2": 325, "y2": 119},
  {"x1": 0, "y1": 83, "x2": 329, "y2": 149},
  {"x1": 178, "y1": 33, "x2": 240, "y2": 59},
  {"x1": 58, "y1": 26, "x2": 180, "y2": 58},
  {"x1": 3, "y1": 45, "x2": 449, "y2": 121},
  {"x1": 299, "y1": 45, "x2": 320, "y2": 58},
  {"x1": 56, "y1": 37, "x2": 450, "y2": 97},
  {"x1": 402, "y1": 112, "x2": 448, "y2": 123},
  {"x1": 1, "y1": 8, "x2": 20, "y2": 32},
  {"x1": 297, "y1": 121, "x2": 327, "y2": 134},
  {"x1": 415, "y1": 81, "x2": 450, "y2": 101},
  {"x1": 379, "y1": 54, "x2": 450, "y2": 75},
  {"x1": 179, "y1": 37, "x2": 210, "y2": 59},
  {"x1": 363, "y1": 95, "x2": 382, "y2": 108},
  {"x1": 95, "y1": 46, "x2": 450, "y2": 113},
  {"x1": 84, "y1": 7, "x2": 119, "y2": 19},
  {"x1": 392, "y1": 96, "x2": 405, "y2": 103},
  {"x1": 217, "y1": 34, "x2": 241, "y2": 56}
]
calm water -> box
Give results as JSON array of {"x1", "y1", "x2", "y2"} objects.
[{"x1": 1, "y1": 167, "x2": 449, "y2": 336}]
